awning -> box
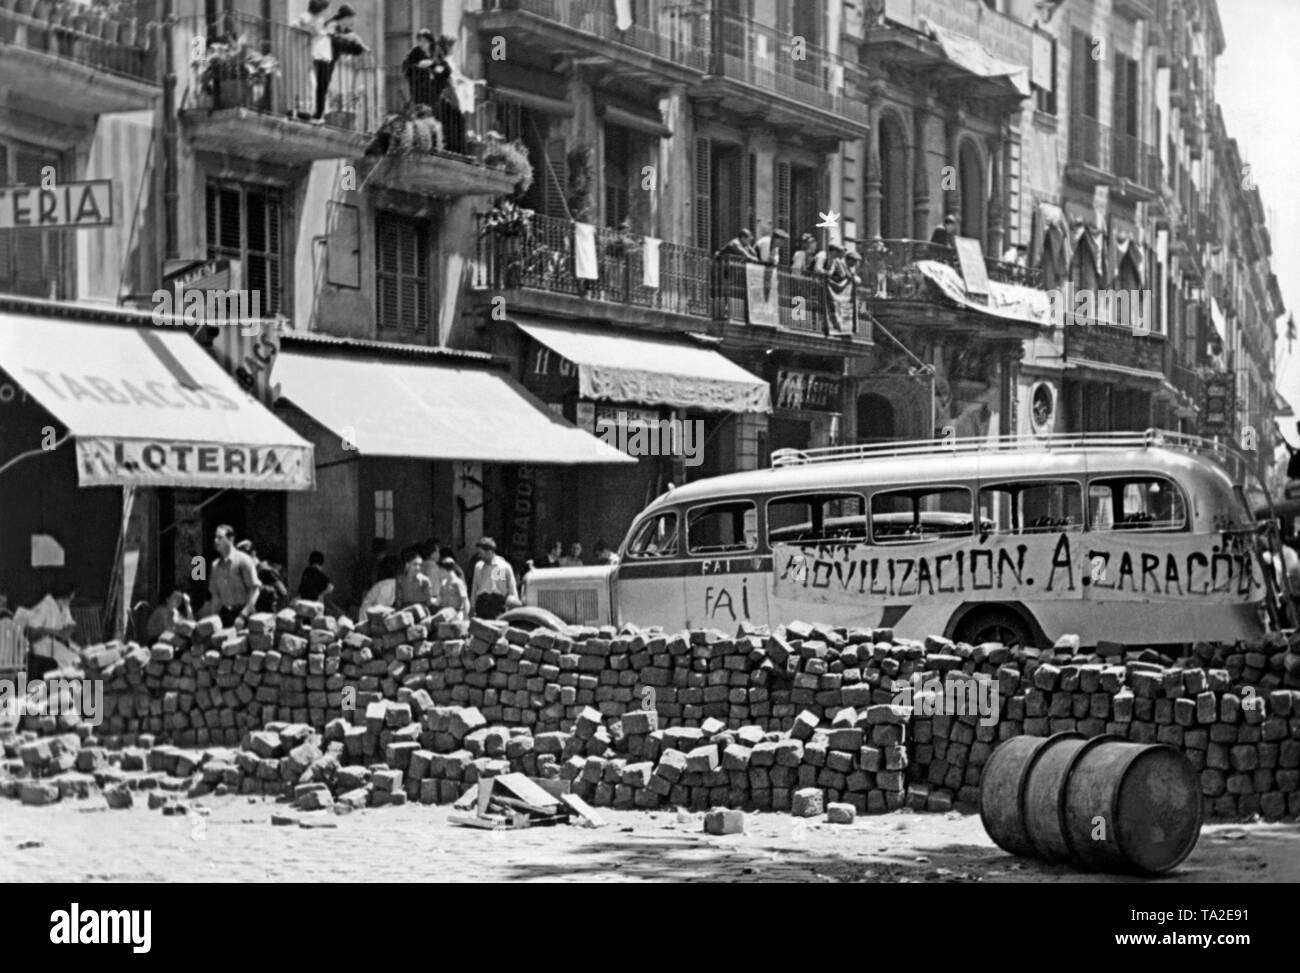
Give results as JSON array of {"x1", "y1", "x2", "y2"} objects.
[
  {"x1": 0, "y1": 310, "x2": 313, "y2": 490},
  {"x1": 275, "y1": 350, "x2": 634, "y2": 465},
  {"x1": 513, "y1": 318, "x2": 772, "y2": 414},
  {"x1": 923, "y1": 22, "x2": 1031, "y2": 97}
]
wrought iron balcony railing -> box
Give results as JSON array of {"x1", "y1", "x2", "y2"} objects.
[
  {"x1": 852, "y1": 239, "x2": 1045, "y2": 290},
  {"x1": 479, "y1": 0, "x2": 710, "y2": 71},
  {"x1": 182, "y1": 12, "x2": 381, "y2": 133},
  {"x1": 0, "y1": 0, "x2": 159, "y2": 81},
  {"x1": 475, "y1": 211, "x2": 859, "y2": 335},
  {"x1": 709, "y1": 13, "x2": 847, "y2": 114}
]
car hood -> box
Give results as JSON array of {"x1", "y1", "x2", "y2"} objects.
[{"x1": 526, "y1": 565, "x2": 617, "y2": 584}]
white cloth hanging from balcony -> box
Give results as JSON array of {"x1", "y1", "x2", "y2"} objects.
[
  {"x1": 574, "y1": 222, "x2": 599, "y2": 280},
  {"x1": 613, "y1": 0, "x2": 633, "y2": 31},
  {"x1": 643, "y1": 237, "x2": 661, "y2": 289}
]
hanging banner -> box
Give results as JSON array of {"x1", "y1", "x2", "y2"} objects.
[
  {"x1": 76, "y1": 438, "x2": 314, "y2": 490},
  {"x1": 744, "y1": 262, "x2": 780, "y2": 327},
  {"x1": 773, "y1": 532, "x2": 1266, "y2": 607}
]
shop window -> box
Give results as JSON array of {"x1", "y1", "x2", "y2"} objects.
[
  {"x1": 687, "y1": 500, "x2": 757, "y2": 555},
  {"x1": 1087, "y1": 477, "x2": 1187, "y2": 531},
  {"x1": 767, "y1": 493, "x2": 866, "y2": 546},
  {"x1": 376, "y1": 212, "x2": 430, "y2": 339},
  {"x1": 374, "y1": 489, "x2": 395, "y2": 541},
  {"x1": 205, "y1": 180, "x2": 284, "y2": 314},
  {"x1": 979, "y1": 481, "x2": 1083, "y2": 534},
  {"x1": 871, "y1": 487, "x2": 974, "y2": 543},
  {"x1": 625, "y1": 512, "x2": 679, "y2": 559},
  {"x1": 0, "y1": 141, "x2": 68, "y2": 299}
]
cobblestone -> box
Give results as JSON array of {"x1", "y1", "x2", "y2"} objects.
[{"x1": 2, "y1": 797, "x2": 1298, "y2": 883}]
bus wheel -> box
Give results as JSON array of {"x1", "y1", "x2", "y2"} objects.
[{"x1": 954, "y1": 607, "x2": 1033, "y2": 649}]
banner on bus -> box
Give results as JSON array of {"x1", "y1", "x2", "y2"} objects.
[{"x1": 772, "y1": 531, "x2": 1267, "y2": 606}]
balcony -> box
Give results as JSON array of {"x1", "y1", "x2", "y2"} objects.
[
  {"x1": 1064, "y1": 324, "x2": 1166, "y2": 376},
  {"x1": 474, "y1": 211, "x2": 869, "y2": 344},
  {"x1": 474, "y1": 0, "x2": 708, "y2": 83},
  {"x1": 853, "y1": 239, "x2": 1044, "y2": 290},
  {"x1": 696, "y1": 14, "x2": 866, "y2": 142},
  {"x1": 178, "y1": 12, "x2": 375, "y2": 166},
  {"x1": 178, "y1": 13, "x2": 519, "y2": 196},
  {"x1": 1066, "y1": 115, "x2": 1158, "y2": 199},
  {"x1": 1169, "y1": 358, "x2": 1204, "y2": 404},
  {"x1": 0, "y1": 1, "x2": 159, "y2": 117}
]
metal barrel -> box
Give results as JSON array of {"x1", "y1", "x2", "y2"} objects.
[
  {"x1": 1021, "y1": 733, "x2": 1099, "y2": 863},
  {"x1": 979, "y1": 732, "x2": 1081, "y2": 859},
  {"x1": 980, "y1": 734, "x2": 1203, "y2": 875},
  {"x1": 1062, "y1": 739, "x2": 1203, "y2": 875}
]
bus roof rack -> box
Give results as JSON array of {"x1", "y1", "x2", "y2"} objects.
[{"x1": 770, "y1": 429, "x2": 1252, "y2": 476}]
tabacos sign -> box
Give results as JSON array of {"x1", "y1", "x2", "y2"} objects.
[{"x1": 77, "y1": 438, "x2": 314, "y2": 490}]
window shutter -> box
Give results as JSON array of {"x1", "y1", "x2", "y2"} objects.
[
  {"x1": 1070, "y1": 29, "x2": 1088, "y2": 116},
  {"x1": 0, "y1": 149, "x2": 10, "y2": 292},
  {"x1": 376, "y1": 218, "x2": 399, "y2": 330},
  {"x1": 745, "y1": 151, "x2": 756, "y2": 231},
  {"x1": 774, "y1": 159, "x2": 791, "y2": 235},
  {"x1": 542, "y1": 137, "x2": 568, "y2": 219},
  {"x1": 14, "y1": 150, "x2": 55, "y2": 297},
  {"x1": 694, "y1": 136, "x2": 711, "y2": 250}
]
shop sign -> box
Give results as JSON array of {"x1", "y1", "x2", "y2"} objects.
[
  {"x1": 76, "y1": 438, "x2": 314, "y2": 490},
  {"x1": 773, "y1": 370, "x2": 841, "y2": 412},
  {"x1": 0, "y1": 179, "x2": 113, "y2": 229},
  {"x1": 1201, "y1": 374, "x2": 1234, "y2": 436}
]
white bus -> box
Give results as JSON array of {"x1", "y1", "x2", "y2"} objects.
[{"x1": 519, "y1": 431, "x2": 1288, "y2": 647}]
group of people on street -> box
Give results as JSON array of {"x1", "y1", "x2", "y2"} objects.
[
  {"x1": 531, "y1": 538, "x2": 619, "y2": 570},
  {"x1": 292, "y1": 1, "x2": 370, "y2": 122},
  {"x1": 0, "y1": 528, "x2": 631, "y2": 684}
]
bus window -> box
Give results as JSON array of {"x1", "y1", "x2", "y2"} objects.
[
  {"x1": 688, "y1": 500, "x2": 758, "y2": 555},
  {"x1": 1088, "y1": 477, "x2": 1187, "y2": 531},
  {"x1": 979, "y1": 481, "x2": 1083, "y2": 534},
  {"x1": 767, "y1": 493, "x2": 867, "y2": 547},
  {"x1": 625, "y1": 512, "x2": 679, "y2": 559},
  {"x1": 870, "y1": 487, "x2": 973, "y2": 543}
]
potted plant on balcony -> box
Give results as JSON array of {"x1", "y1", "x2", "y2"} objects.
[
  {"x1": 365, "y1": 102, "x2": 445, "y2": 156},
  {"x1": 479, "y1": 131, "x2": 533, "y2": 197},
  {"x1": 193, "y1": 35, "x2": 279, "y2": 111}
]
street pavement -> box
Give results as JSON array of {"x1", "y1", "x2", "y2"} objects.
[{"x1": 2, "y1": 796, "x2": 1298, "y2": 882}]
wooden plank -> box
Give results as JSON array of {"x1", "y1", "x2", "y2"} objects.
[
  {"x1": 448, "y1": 813, "x2": 508, "y2": 830},
  {"x1": 560, "y1": 792, "x2": 606, "y2": 828},
  {"x1": 494, "y1": 772, "x2": 562, "y2": 809}
]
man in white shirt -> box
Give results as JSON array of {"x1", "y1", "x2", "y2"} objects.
[
  {"x1": 22, "y1": 580, "x2": 79, "y2": 679},
  {"x1": 470, "y1": 537, "x2": 518, "y2": 620}
]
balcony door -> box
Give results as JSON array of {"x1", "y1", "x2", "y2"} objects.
[
  {"x1": 710, "y1": 142, "x2": 744, "y2": 246},
  {"x1": 878, "y1": 113, "x2": 908, "y2": 240}
]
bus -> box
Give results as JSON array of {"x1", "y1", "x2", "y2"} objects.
[{"x1": 519, "y1": 431, "x2": 1289, "y2": 647}]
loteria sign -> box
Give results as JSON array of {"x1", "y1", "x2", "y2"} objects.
[{"x1": 0, "y1": 179, "x2": 113, "y2": 230}]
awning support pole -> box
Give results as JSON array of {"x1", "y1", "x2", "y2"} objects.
[{"x1": 103, "y1": 485, "x2": 137, "y2": 641}]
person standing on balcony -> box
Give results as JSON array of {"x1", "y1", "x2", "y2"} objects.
[
  {"x1": 930, "y1": 213, "x2": 959, "y2": 249},
  {"x1": 791, "y1": 232, "x2": 818, "y2": 272},
  {"x1": 717, "y1": 229, "x2": 758, "y2": 262},
  {"x1": 434, "y1": 34, "x2": 470, "y2": 154},
  {"x1": 295, "y1": 0, "x2": 334, "y2": 121},
  {"x1": 403, "y1": 28, "x2": 441, "y2": 109}
]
